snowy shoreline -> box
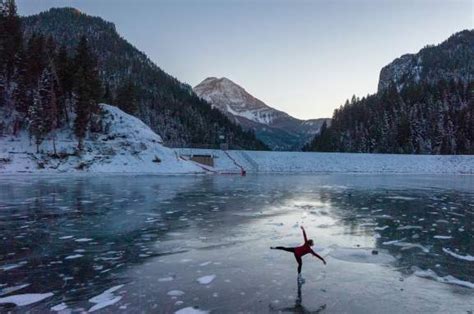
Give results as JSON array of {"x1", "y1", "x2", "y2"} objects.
[
  {"x1": 1, "y1": 104, "x2": 473, "y2": 175},
  {"x1": 174, "y1": 148, "x2": 474, "y2": 175}
]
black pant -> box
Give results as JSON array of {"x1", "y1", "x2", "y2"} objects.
[{"x1": 274, "y1": 246, "x2": 303, "y2": 274}]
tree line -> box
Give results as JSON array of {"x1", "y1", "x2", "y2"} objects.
[{"x1": 304, "y1": 80, "x2": 474, "y2": 154}]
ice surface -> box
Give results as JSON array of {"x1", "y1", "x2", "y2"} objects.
[
  {"x1": 329, "y1": 247, "x2": 395, "y2": 264},
  {"x1": 0, "y1": 174, "x2": 473, "y2": 312},
  {"x1": 0, "y1": 293, "x2": 53, "y2": 306}
]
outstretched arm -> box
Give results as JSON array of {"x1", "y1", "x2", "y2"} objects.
[
  {"x1": 300, "y1": 226, "x2": 307, "y2": 242},
  {"x1": 311, "y1": 249, "x2": 327, "y2": 265}
]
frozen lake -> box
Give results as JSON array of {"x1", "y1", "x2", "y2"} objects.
[{"x1": 0, "y1": 174, "x2": 473, "y2": 313}]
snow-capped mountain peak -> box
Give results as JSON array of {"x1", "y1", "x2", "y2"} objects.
[
  {"x1": 193, "y1": 77, "x2": 330, "y2": 150},
  {"x1": 194, "y1": 77, "x2": 285, "y2": 125}
]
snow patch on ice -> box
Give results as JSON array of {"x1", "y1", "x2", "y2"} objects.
[
  {"x1": 175, "y1": 306, "x2": 209, "y2": 314},
  {"x1": 397, "y1": 225, "x2": 422, "y2": 230},
  {"x1": 197, "y1": 275, "x2": 216, "y2": 285},
  {"x1": 0, "y1": 284, "x2": 30, "y2": 296},
  {"x1": 88, "y1": 284, "x2": 124, "y2": 312},
  {"x1": 167, "y1": 290, "x2": 185, "y2": 296},
  {"x1": 0, "y1": 293, "x2": 53, "y2": 306},
  {"x1": 442, "y1": 248, "x2": 474, "y2": 261},
  {"x1": 75, "y1": 238, "x2": 92, "y2": 242},
  {"x1": 386, "y1": 196, "x2": 416, "y2": 200},
  {"x1": 0, "y1": 263, "x2": 26, "y2": 271},
  {"x1": 51, "y1": 302, "x2": 68, "y2": 311},
  {"x1": 413, "y1": 267, "x2": 474, "y2": 289}
]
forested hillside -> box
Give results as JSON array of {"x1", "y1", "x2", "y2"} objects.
[
  {"x1": 13, "y1": 5, "x2": 266, "y2": 150},
  {"x1": 304, "y1": 30, "x2": 474, "y2": 155},
  {"x1": 0, "y1": 0, "x2": 103, "y2": 152}
]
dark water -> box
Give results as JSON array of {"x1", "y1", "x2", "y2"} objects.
[{"x1": 0, "y1": 174, "x2": 473, "y2": 313}]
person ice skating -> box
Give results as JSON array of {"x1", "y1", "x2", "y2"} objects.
[{"x1": 271, "y1": 226, "x2": 326, "y2": 280}]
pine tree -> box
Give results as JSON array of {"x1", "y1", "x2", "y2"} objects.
[
  {"x1": 115, "y1": 79, "x2": 138, "y2": 114},
  {"x1": 73, "y1": 68, "x2": 89, "y2": 151},
  {"x1": 73, "y1": 36, "x2": 102, "y2": 151},
  {"x1": 3, "y1": 0, "x2": 22, "y2": 83},
  {"x1": 0, "y1": 1, "x2": 6, "y2": 71},
  {"x1": 55, "y1": 45, "x2": 73, "y2": 123},
  {"x1": 28, "y1": 90, "x2": 45, "y2": 153},
  {"x1": 102, "y1": 82, "x2": 113, "y2": 104},
  {"x1": 0, "y1": 72, "x2": 5, "y2": 108},
  {"x1": 12, "y1": 45, "x2": 29, "y2": 114},
  {"x1": 26, "y1": 33, "x2": 46, "y2": 87},
  {"x1": 29, "y1": 66, "x2": 58, "y2": 153}
]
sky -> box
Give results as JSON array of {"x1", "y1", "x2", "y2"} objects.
[{"x1": 18, "y1": 0, "x2": 473, "y2": 119}]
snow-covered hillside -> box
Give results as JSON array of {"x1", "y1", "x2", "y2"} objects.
[
  {"x1": 0, "y1": 104, "x2": 203, "y2": 174},
  {"x1": 194, "y1": 77, "x2": 329, "y2": 150}
]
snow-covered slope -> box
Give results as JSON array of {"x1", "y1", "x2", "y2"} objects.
[
  {"x1": 194, "y1": 77, "x2": 329, "y2": 150},
  {"x1": 0, "y1": 104, "x2": 203, "y2": 174},
  {"x1": 174, "y1": 148, "x2": 474, "y2": 175}
]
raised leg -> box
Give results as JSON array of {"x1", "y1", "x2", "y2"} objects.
[{"x1": 271, "y1": 246, "x2": 295, "y2": 253}]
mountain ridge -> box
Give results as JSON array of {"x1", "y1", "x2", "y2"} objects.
[
  {"x1": 21, "y1": 7, "x2": 267, "y2": 150},
  {"x1": 378, "y1": 29, "x2": 474, "y2": 92}
]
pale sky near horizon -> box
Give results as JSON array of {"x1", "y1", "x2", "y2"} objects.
[{"x1": 18, "y1": 0, "x2": 473, "y2": 119}]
